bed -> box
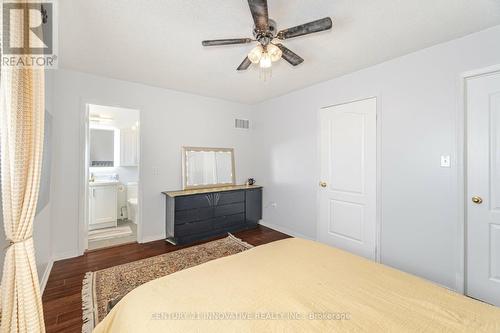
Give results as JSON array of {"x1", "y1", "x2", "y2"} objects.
[{"x1": 94, "y1": 238, "x2": 500, "y2": 332}]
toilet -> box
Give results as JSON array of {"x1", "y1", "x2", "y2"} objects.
[{"x1": 126, "y1": 182, "x2": 138, "y2": 224}]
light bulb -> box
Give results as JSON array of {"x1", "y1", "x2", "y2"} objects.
[
  {"x1": 248, "y1": 45, "x2": 263, "y2": 64},
  {"x1": 266, "y1": 44, "x2": 282, "y2": 62},
  {"x1": 259, "y1": 52, "x2": 272, "y2": 69}
]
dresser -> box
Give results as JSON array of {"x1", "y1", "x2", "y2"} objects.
[{"x1": 163, "y1": 185, "x2": 262, "y2": 245}]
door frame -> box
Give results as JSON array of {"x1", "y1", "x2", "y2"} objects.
[
  {"x1": 77, "y1": 99, "x2": 144, "y2": 255},
  {"x1": 316, "y1": 96, "x2": 382, "y2": 262},
  {"x1": 460, "y1": 64, "x2": 500, "y2": 294}
]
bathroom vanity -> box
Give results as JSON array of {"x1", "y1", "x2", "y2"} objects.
[
  {"x1": 89, "y1": 181, "x2": 118, "y2": 230},
  {"x1": 162, "y1": 185, "x2": 262, "y2": 245}
]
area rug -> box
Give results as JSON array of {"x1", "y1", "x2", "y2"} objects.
[
  {"x1": 88, "y1": 226, "x2": 133, "y2": 241},
  {"x1": 81, "y1": 234, "x2": 253, "y2": 333}
]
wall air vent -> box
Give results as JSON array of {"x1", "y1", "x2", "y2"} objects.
[{"x1": 234, "y1": 119, "x2": 250, "y2": 129}]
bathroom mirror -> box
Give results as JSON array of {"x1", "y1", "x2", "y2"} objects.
[
  {"x1": 90, "y1": 129, "x2": 115, "y2": 167},
  {"x1": 182, "y1": 147, "x2": 235, "y2": 190}
]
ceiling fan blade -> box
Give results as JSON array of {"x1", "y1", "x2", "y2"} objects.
[
  {"x1": 276, "y1": 17, "x2": 332, "y2": 40},
  {"x1": 202, "y1": 38, "x2": 253, "y2": 46},
  {"x1": 237, "y1": 57, "x2": 252, "y2": 71},
  {"x1": 275, "y1": 44, "x2": 304, "y2": 66},
  {"x1": 248, "y1": 0, "x2": 269, "y2": 32}
]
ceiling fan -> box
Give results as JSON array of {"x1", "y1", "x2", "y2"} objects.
[{"x1": 201, "y1": 0, "x2": 333, "y2": 72}]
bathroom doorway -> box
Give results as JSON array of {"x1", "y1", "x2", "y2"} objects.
[{"x1": 83, "y1": 104, "x2": 141, "y2": 251}]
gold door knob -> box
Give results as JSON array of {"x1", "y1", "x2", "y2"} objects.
[
  {"x1": 319, "y1": 181, "x2": 327, "y2": 188},
  {"x1": 472, "y1": 196, "x2": 483, "y2": 204}
]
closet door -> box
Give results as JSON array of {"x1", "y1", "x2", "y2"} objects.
[{"x1": 466, "y1": 71, "x2": 500, "y2": 306}]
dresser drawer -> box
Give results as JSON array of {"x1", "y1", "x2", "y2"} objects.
[
  {"x1": 175, "y1": 194, "x2": 211, "y2": 211},
  {"x1": 214, "y1": 202, "x2": 245, "y2": 217},
  {"x1": 175, "y1": 219, "x2": 213, "y2": 236},
  {"x1": 175, "y1": 207, "x2": 213, "y2": 224},
  {"x1": 217, "y1": 191, "x2": 244, "y2": 205},
  {"x1": 213, "y1": 213, "x2": 245, "y2": 229},
  {"x1": 165, "y1": 186, "x2": 262, "y2": 245}
]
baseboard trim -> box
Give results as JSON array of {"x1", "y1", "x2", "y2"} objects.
[
  {"x1": 53, "y1": 250, "x2": 80, "y2": 261},
  {"x1": 139, "y1": 234, "x2": 165, "y2": 244},
  {"x1": 259, "y1": 221, "x2": 315, "y2": 241},
  {"x1": 137, "y1": 225, "x2": 311, "y2": 245},
  {"x1": 40, "y1": 260, "x2": 53, "y2": 294}
]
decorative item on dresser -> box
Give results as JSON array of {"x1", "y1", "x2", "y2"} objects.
[{"x1": 163, "y1": 185, "x2": 262, "y2": 245}]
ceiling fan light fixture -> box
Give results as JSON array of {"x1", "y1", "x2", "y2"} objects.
[
  {"x1": 248, "y1": 44, "x2": 264, "y2": 64},
  {"x1": 259, "y1": 52, "x2": 272, "y2": 69},
  {"x1": 266, "y1": 44, "x2": 282, "y2": 62},
  {"x1": 201, "y1": 0, "x2": 333, "y2": 74}
]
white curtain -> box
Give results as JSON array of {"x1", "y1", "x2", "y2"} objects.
[{"x1": 0, "y1": 1, "x2": 46, "y2": 331}]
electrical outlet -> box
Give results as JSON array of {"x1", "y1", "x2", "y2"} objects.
[{"x1": 264, "y1": 202, "x2": 277, "y2": 209}]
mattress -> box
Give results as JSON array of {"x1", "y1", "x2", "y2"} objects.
[{"x1": 94, "y1": 238, "x2": 500, "y2": 332}]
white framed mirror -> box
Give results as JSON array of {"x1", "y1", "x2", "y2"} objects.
[{"x1": 182, "y1": 147, "x2": 235, "y2": 190}]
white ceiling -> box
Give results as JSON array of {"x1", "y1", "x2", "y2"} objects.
[{"x1": 59, "y1": 0, "x2": 500, "y2": 104}]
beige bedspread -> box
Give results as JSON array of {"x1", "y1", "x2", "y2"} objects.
[{"x1": 94, "y1": 238, "x2": 500, "y2": 332}]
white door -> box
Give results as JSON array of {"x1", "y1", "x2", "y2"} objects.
[
  {"x1": 318, "y1": 98, "x2": 377, "y2": 260},
  {"x1": 466, "y1": 71, "x2": 500, "y2": 306}
]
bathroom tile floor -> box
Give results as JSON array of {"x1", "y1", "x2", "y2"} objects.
[{"x1": 87, "y1": 220, "x2": 137, "y2": 251}]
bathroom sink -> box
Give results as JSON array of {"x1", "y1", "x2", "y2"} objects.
[{"x1": 89, "y1": 180, "x2": 119, "y2": 186}]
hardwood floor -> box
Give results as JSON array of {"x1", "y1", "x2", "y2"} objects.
[{"x1": 42, "y1": 225, "x2": 290, "y2": 333}]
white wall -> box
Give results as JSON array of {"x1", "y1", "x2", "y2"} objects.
[
  {"x1": 34, "y1": 204, "x2": 53, "y2": 286},
  {"x1": 34, "y1": 69, "x2": 56, "y2": 287},
  {"x1": 50, "y1": 69, "x2": 254, "y2": 258},
  {"x1": 252, "y1": 25, "x2": 500, "y2": 290}
]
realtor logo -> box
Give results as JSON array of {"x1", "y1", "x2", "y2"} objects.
[{"x1": 1, "y1": 0, "x2": 58, "y2": 68}]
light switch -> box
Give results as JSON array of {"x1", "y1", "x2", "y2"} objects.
[
  {"x1": 440, "y1": 155, "x2": 451, "y2": 168},
  {"x1": 152, "y1": 166, "x2": 160, "y2": 176}
]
